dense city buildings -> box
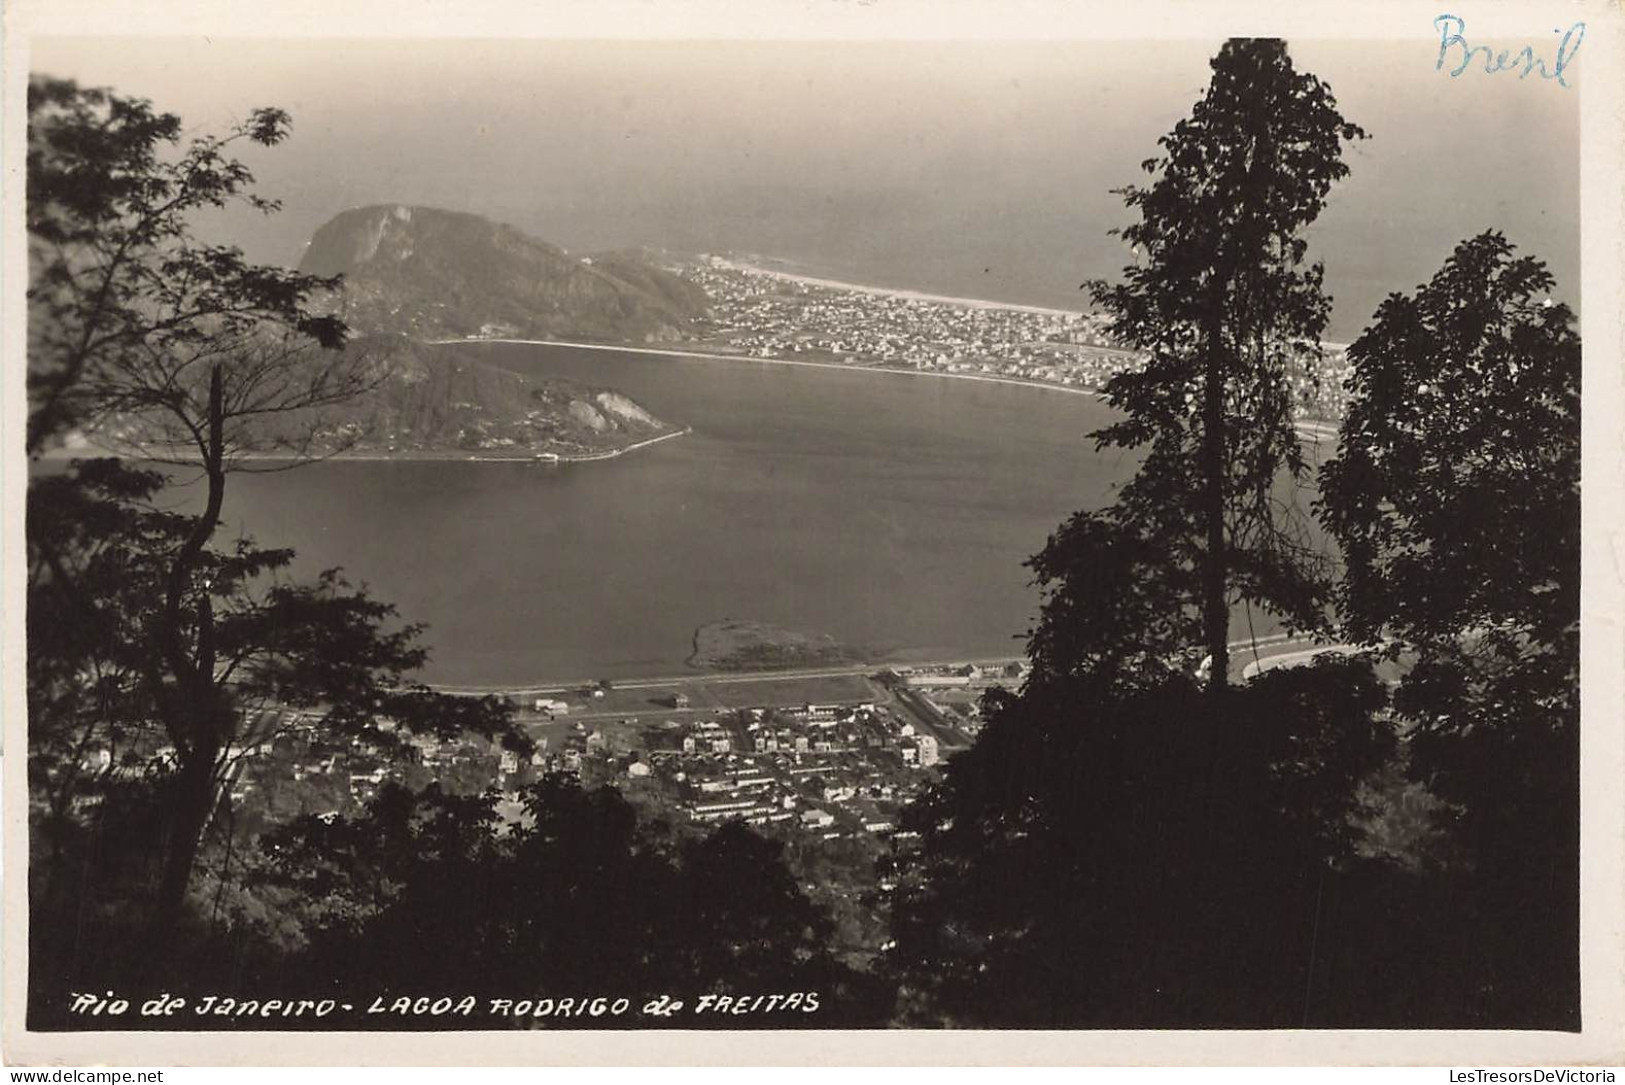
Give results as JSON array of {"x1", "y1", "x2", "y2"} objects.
[
  {"x1": 673, "y1": 258, "x2": 1353, "y2": 422},
  {"x1": 199, "y1": 664, "x2": 1013, "y2": 845}
]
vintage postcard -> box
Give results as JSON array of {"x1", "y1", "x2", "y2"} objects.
[{"x1": 3, "y1": 0, "x2": 1622, "y2": 1067}]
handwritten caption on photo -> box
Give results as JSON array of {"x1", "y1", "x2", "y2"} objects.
[
  {"x1": 1434, "y1": 13, "x2": 1585, "y2": 86},
  {"x1": 67, "y1": 990, "x2": 821, "y2": 1022}
]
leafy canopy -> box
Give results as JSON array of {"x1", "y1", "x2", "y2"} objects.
[
  {"x1": 1316, "y1": 230, "x2": 1581, "y2": 1028},
  {"x1": 1086, "y1": 38, "x2": 1367, "y2": 686},
  {"x1": 26, "y1": 76, "x2": 347, "y2": 453}
]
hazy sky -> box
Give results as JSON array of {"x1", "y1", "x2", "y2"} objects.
[{"x1": 32, "y1": 36, "x2": 1580, "y2": 342}]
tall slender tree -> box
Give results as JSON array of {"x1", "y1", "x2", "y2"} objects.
[
  {"x1": 883, "y1": 41, "x2": 1397, "y2": 1027},
  {"x1": 1087, "y1": 38, "x2": 1366, "y2": 691},
  {"x1": 25, "y1": 77, "x2": 347, "y2": 456},
  {"x1": 25, "y1": 78, "x2": 523, "y2": 947}
]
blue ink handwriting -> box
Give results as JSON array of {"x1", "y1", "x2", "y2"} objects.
[{"x1": 1435, "y1": 14, "x2": 1584, "y2": 86}]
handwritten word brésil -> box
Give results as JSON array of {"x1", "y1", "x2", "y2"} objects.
[{"x1": 1435, "y1": 14, "x2": 1585, "y2": 86}]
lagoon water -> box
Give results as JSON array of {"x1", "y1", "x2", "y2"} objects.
[{"x1": 211, "y1": 343, "x2": 1144, "y2": 686}]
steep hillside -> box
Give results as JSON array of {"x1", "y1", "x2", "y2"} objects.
[
  {"x1": 262, "y1": 337, "x2": 682, "y2": 459},
  {"x1": 299, "y1": 205, "x2": 710, "y2": 343}
]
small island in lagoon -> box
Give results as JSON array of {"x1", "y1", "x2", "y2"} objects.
[{"x1": 688, "y1": 619, "x2": 867, "y2": 672}]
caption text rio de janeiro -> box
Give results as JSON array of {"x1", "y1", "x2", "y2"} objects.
[
  {"x1": 68, "y1": 989, "x2": 822, "y2": 1022},
  {"x1": 1435, "y1": 14, "x2": 1585, "y2": 86}
]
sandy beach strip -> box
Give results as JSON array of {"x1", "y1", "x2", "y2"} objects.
[
  {"x1": 548, "y1": 426, "x2": 690, "y2": 462},
  {"x1": 711, "y1": 256, "x2": 1088, "y2": 317}
]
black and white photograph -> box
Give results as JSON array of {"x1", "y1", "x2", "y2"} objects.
[{"x1": 4, "y1": 0, "x2": 1623, "y2": 1067}]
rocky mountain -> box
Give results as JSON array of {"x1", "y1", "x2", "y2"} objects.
[
  {"x1": 299, "y1": 205, "x2": 710, "y2": 343},
  {"x1": 264, "y1": 336, "x2": 681, "y2": 459}
]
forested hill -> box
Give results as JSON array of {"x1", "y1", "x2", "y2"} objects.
[
  {"x1": 301, "y1": 336, "x2": 680, "y2": 457},
  {"x1": 299, "y1": 205, "x2": 711, "y2": 343}
]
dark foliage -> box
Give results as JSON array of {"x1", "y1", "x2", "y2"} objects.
[
  {"x1": 1086, "y1": 38, "x2": 1367, "y2": 689},
  {"x1": 25, "y1": 78, "x2": 859, "y2": 1035},
  {"x1": 883, "y1": 43, "x2": 1579, "y2": 1031},
  {"x1": 25, "y1": 77, "x2": 523, "y2": 1003},
  {"x1": 26, "y1": 77, "x2": 347, "y2": 454},
  {"x1": 885, "y1": 660, "x2": 1396, "y2": 1027},
  {"x1": 26, "y1": 458, "x2": 523, "y2": 1006},
  {"x1": 1317, "y1": 232, "x2": 1581, "y2": 1027},
  {"x1": 878, "y1": 39, "x2": 1387, "y2": 1026},
  {"x1": 39, "y1": 779, "x2": 891, "y2": 1030},
  {"x1": 1020, "y1": 506, "x2": 1201, "y2": 696}
]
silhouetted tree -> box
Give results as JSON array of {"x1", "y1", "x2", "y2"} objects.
[
  {"x1": 1317, "y1": 231, "x2": 1580, "y2": 1026},
  {"x1": 25, "y1": 459, "x2": 526, "y2": 1002},
  {"x1": 25, "y1": 77, "x2": 521, "y2": 975},
  {"x1": 1087, "y1": 38, "x2": 1367, "y2": 691},
  {"x1": 1019, "y1": 506, "x2": 1200, "y2": 696},
  {"x1": 885, "y1": 658, "x2": 1394, "y2": 1026},
  {"x1": 28, "y1": 76, "x2": 414, "y2": 923},
  {"x1": 26, "y1": 77, "x2": 347, "y2": 454},
  {"x1": 227, "y1": 780, "x2": 891, "y2": 1029},
  {"x1": 882, "y1": 38, "x2": 1396, "y2": 1029}
]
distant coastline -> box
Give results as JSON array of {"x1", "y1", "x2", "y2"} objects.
[
  {"x1": 435, "y1": 338, "x2": 1337, "y2": 444},
  {"x1": 39, "y1": 426, "x2": 692, "y2": 465},
  {"x1": 431, "y1": 338, "x2": 1107, "y2": 400}
]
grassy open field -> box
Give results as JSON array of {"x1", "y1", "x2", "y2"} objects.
[
  {"x1": 514, "y1": 672, "x2": 886, "y2": 757},
  {"x1": 701, "y1": 673, "x2": 878, "y2": 709}
]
